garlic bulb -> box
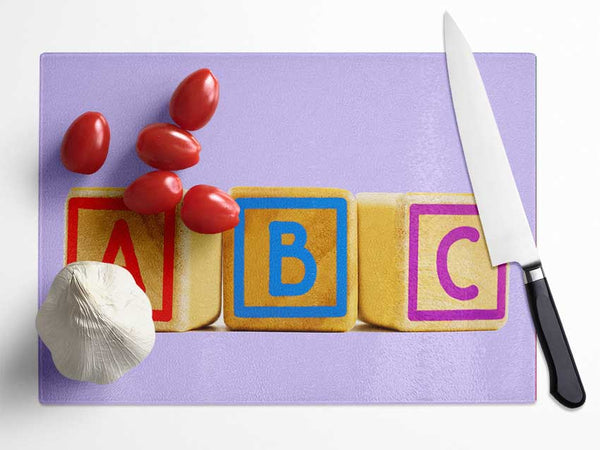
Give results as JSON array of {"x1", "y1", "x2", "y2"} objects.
[{"x1": 36, "y1": 261, "x2": 156, "y2": 384}]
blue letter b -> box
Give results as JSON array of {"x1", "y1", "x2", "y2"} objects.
[{"x1": 269, "y1": 221, "x2": 317, "y2": 296}]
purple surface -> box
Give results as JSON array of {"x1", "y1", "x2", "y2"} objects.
[{"x1": 39, "y1": 53, "x2": 536, "y2": 404}]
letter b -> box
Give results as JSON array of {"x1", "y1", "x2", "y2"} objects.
[{"x1": 269, "y1": 221, "x2": 317, "y2": 296}]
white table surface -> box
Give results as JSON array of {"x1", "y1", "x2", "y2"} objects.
[{"x1": 0, "y1": 1, "x2": 598, "y2": 448}]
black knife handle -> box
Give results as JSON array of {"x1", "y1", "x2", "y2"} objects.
[{"x1": 524, "y1": 264, "x2": 585, "y2": 408}]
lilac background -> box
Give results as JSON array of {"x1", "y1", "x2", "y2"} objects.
[{"x1": 39, "y1": 53, "x2": 536, "y2": 404}]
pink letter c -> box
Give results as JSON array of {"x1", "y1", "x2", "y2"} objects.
[{"x1": 436, "y1": 226, "x2": 480, "y2": 301}]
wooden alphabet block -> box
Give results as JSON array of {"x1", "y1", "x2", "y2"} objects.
[
  {"x1": 223, "y1": 187, "x2": 358, "y2": 331},
  {"x1": 357, "y1": 193, "x2": 508, "y2": 331},
  {"x1": 65, "y1": 187, "x2": 222, "y2": 332}
]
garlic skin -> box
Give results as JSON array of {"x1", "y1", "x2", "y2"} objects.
[{"x1": 36, "y1": 261, "x2": 156, "y2": 384}]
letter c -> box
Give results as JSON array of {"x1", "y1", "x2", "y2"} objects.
[{"x1": 436, "y1": 226, "x2": 480, "y2": 301}]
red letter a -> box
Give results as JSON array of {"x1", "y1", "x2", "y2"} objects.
[{"x1": 102, "y1": 219, "x2": 146, "y2": 291}]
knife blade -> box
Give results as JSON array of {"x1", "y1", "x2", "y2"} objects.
[{"x1": 443, "y1": 12, "x2": 585, "y2": 408}]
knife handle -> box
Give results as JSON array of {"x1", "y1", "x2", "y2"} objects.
[{"x1": 524, "y1": 264, "x2": 585, "y2": 408}]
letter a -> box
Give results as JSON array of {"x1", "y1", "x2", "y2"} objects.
[{"x1": 102, "y1": 219, "x2": 146, "y2": 291}]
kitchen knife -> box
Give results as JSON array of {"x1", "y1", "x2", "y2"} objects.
[{"x1": 443, "y1": 12, "x2": 585, "y2": 408}]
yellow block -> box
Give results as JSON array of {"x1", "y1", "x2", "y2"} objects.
[
  {"x1": 357, "y1": 193, "x2": 508, "y2": 331},
  {"x1": 64, "y1": 187, "x2": 222, "y2": 332},
  {"x1": 223, "y1": 187, "x2": 357, "y2": 331}
]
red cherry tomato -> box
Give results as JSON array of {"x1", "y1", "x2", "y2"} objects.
[
  {"x1": 181, "y1": 185, "x2": 240, "y2": 234},
  {"x1": 61, "y1": 111, "x2": 110, "y2": 174},
  {"x1": 169, "y1": 68, "x2": 219, "y2": 131},
  {"x1": 123, "y1": 171, "x2": 183, "y2": 215},
  {"x1": 136, "y1": 123, "x2": 201, "y2": 170}
]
